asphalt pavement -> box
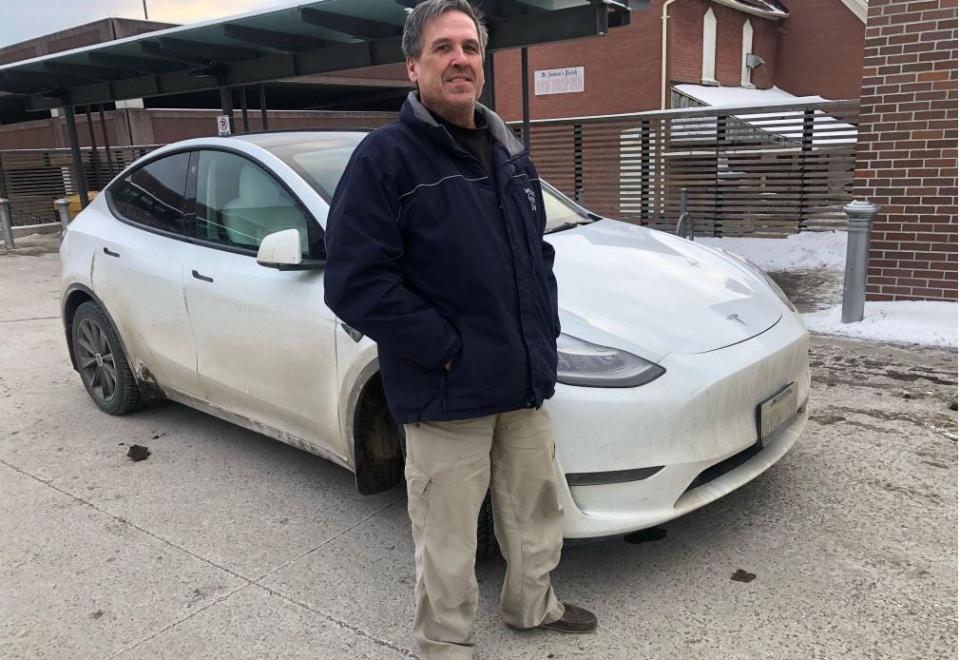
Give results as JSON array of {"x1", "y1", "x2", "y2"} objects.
[{"x1": 1, "y1": 249, "x2": 956, "y2": 660}]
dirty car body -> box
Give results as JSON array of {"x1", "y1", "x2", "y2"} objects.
[{"x1": 59, "y1": 131, "x2": 810, "y2": 541}]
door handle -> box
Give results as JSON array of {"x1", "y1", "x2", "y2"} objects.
[
  {"x1": 191, "y1": 270, "x2": 214, "y2": 283},
  {"x1": 102, "y1": 247, "x2": 119, "y2": 258}
]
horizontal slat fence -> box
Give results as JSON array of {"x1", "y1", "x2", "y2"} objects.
[
  {"x1": 0, "y1": 146, "x2": 158, "y2": 226},
  {"x1": 512, "y1": 100, "x2": 859, "y2": 237}
]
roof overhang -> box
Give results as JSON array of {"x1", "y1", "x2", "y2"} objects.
[{"x1": 0, "y1": 0, "x2": 643, "y2": 112}]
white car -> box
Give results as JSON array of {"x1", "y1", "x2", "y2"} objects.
[{"x1": 60, "y1": 131, "x2": 809, "y2": 553}]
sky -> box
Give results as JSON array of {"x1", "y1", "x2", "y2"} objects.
[{"x1": 0, "y1": 0, "x2": 292, "y2": 49}]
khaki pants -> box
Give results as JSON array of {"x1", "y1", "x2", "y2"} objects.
[{"x1": 403, "y1": 407, "x2": 565, "y2": 659}]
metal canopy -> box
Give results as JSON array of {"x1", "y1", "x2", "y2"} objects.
[{"x1": 0, "y1": 0, "x2": 638, "y2": 112}]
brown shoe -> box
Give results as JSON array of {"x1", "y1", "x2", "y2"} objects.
[{"x1": 539, "y1": 603, "x2": 598, "y2": 634}]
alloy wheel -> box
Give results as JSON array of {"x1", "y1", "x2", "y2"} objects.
[{"x1": 75, "y1": 317, "x2": 118, "y2": 403}]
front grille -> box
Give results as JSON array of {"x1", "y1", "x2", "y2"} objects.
[{"x1": 682, "y1": 441, "x2": 764, "y2": 494}]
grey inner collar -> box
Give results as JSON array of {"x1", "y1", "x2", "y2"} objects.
[{"x1": 405, "y1": 91, "x2": 525, "y2": 159}]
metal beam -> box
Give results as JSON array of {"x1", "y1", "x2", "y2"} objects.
[
  {"x1": 486, "y1": 4, "x2": 609, "y2": 49},
  {"x1": 258, "y1": 84, "x2": 268, "y2": 130},
  {"x1": 23, "y1": 5, "x2": 617, "y2": 110},
  {"x1": 88, "y1": 52, "x2": 185, "y2": 74},
  {"x1": 84, "y1": 105, "x2": 103, "y2": 189},
  {"x1": 140, "y1": 40, "x2": 211, "y2": 65},
  {"x1": 0, "y1": 69, "x2": 84, "y2": 92},
  {"x1": 240, "y1": 87, "x2": 249, "y2": 132},
  {"x1": 98, "y1": 104, "x2": 114, "y2": 176},
  {"x1": 43, "y1": 62, "x2": 131, "y2": 81},
  {"x1": 299, "y1": 8, "x2": 402, "y2": 39},
  {"x1": 521, "y1": 47, "x2": 529, "y2": 150},
  {"x1": 220, "y1": 85, "x2": 234, "y2": 134},
  {"x1": 64, "y1": 106, "x2": 88, "y2": 208},
  {"x1": 223, "y1": 24, "x2": 329, "y2": 52},
  {"x1": 160, "y1": 37, "x2": 263, "y2": 62}
]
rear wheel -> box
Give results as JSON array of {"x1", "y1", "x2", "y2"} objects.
[{"x1": 72, "y1": 302, "x2": 141, "y2": 415}]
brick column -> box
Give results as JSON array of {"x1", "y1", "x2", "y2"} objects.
[{"x1": 857, "y1": 0, "x2": 958, "y2": 301}]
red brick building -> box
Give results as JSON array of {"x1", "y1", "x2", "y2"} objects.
[
  {"x1": 856, "y1": 0, "x2": 958, "y2": 302},
  {"x1": 494, "y1": 0, "x2": 866, "y2": 121}
]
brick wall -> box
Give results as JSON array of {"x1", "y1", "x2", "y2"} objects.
[
  {"x1": 858, "y1": 0, "x2": 958, "y2": 301},
  {"x1": 493, "y1": 0, "x2": 784, "y2": 121},
  {"x1": 778, "y1": 0, "x2": 865, "y2": 99}
]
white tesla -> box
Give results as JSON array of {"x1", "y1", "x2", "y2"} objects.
[{"x1": 59, "y1": 131, "x2": 809, "y2": 553}]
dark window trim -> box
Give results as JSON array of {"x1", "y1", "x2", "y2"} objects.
[
  {"x1": 104, "y1": 144, "x2": 326, "y2": 261},
  {"x1": 105, "y1": 148, "x2": 193, "y2": 237}
]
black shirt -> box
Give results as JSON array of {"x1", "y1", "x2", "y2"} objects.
[{"x1": 430, "y1": 109, "x2": 493, "y2": 177}]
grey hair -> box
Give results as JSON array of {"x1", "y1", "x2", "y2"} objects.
[{"x1": 401, "y1": 0, "x2": 489, "y2": 59}]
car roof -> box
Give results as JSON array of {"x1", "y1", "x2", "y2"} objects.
[{"x1": 231, "y1": 130, "x2": 369, "y2": 149}]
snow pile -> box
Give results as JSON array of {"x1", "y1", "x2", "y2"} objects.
[
  {"x1": 697, "y1": 231, "x2": 847, "y2": 272},
  {"x1": 802, "y1": 301, "x2": 958, "y2": 348}
]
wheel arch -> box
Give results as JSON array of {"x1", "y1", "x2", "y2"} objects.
[
  {"x1": 347, "y1": 362, "x2": 404, "y2": 495},
  {"x1": 62, "y1": 285, "x2": 134, "y2": 375},
  {"x1": 62, "y1": 285, "x2": 98, "y2": 371}
]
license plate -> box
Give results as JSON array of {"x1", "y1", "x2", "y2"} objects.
[{"x1": 757, "y1": 382, "x2": 798, "y2": 446}]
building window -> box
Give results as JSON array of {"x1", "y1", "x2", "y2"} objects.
[
  {"x1": 741, "y1": 19, "x2": 754, "y2": 88},
  {"x1": 702, "y1": 8, "x2": 718, "y2": 85}
]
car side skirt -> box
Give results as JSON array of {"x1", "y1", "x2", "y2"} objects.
[{"x1": 162, "y1": 387, "x2": 354, "y2": 473}]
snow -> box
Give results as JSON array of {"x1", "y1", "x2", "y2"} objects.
[
  {"x1": 697, "y1": 230, "x2": 848, "y2": 272},
  {"x1": 695, "y1": 230, "x2": 958, "y2": 348},
  {"x1": 802, "y1": 302, "x2": 958, "y2": 348},
  {"x1": 672, "y1": 84, "x2": 857, "y2": 145},
  {"x1": 674, "y1": 84, "x2": 829, "y2": 108}
]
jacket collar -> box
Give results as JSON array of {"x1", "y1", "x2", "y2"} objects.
[{"x1": 401, "y1": 91, "x2": 526, "y2": 160}]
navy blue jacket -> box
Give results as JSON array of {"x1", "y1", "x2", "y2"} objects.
[{"x1": 323, "y1": 92, "x2": 560, "y2": 424}]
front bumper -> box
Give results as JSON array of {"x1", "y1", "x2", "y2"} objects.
[{"x1": 548, "y1": 312, "x2": 810, "y2": 540}]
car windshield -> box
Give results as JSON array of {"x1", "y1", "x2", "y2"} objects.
[{"x1": 264, "y1": 133, "x2": 599, "y2": 233}]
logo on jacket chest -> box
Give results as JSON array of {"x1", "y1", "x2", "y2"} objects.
[{"x1": 523, "y1": 187, "x2": 537, "y2": 213}]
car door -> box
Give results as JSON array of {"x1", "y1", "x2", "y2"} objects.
[
  {"x1": 179, "y1": 148, "x2": 344, "y2": 461},
  {"x1": 95, "y1": 150, "x2": 204, "y2": 398}
]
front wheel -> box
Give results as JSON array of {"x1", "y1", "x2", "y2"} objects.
[{"x1": 72, "y1": 302, "x2": 141, "y2": 416}]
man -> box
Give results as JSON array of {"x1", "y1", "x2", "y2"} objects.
[{"x1": 323, "y1": 1, "x2": 596, "y2": 657}]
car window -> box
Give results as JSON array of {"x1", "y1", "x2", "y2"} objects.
[
  {"x1": 256, "y1": 134, "x2": 365, "y2": 201},
  {"x1": 107, "y1": 152, "x2": 190, "y2": 233},
  {"x1": 194, "y1": 150, "x2": 315, "y2": 256},
  {"x1": 542, "y1": 183, "x2": 597, "y2": 233}
]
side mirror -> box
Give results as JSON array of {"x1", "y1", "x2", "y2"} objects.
[{"x1": 257, "y1": 229, "x2": 304, "y2": 269}]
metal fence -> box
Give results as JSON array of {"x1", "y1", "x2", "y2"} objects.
[
  {"x1": 513, "y1": 99, "x2": 859, "y2": 237},
  {"x1": 0, "y1": 146, "x2": 158, "y2": 226}
]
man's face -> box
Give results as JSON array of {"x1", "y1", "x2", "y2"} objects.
[{"x1": 406, "y1": 10, "x2": 485, "y2": 119}]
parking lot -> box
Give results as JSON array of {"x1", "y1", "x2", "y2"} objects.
[{"x1": 1, "y1": 249, "x2": 956, "y2": 660}]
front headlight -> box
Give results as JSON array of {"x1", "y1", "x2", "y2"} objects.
[
  {"x1": 556, "y1": 334, "x2": 665, "y2": 388},
  {"x1": 719, "y1": 250, "x2": 797, "y2": 313}
]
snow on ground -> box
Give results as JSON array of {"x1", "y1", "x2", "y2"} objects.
[
  {"x1": 696, "y1": 231, "x2": 957, "y2": 348},
  {"x1": 803, "y1": 301, "x2": 958, "y2": 348},
  {"x1": 697, "y1": 230, "x2": 847, "y2": 271}
]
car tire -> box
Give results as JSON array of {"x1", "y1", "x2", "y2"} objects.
[
  {"x1": 398, "y1": 425, "x2": 498, "y2": 559},
  {"x1": 72, "y1": 301, "x2": 141, "y2": 416}
]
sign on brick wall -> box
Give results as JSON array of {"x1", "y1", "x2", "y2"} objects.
[{"x1": 534, "y1": 67, "x2": 584, "y2": 95}]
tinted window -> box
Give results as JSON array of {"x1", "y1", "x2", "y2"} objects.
[
  {"x1": 195, "y1": 150, "x2": 317, "y2": 256},
  {"x1": 256, "y1": 134, "x2": 364, "y2": 201},
  {"x1": 108, "y1": 153, "x2": 189, "y2": 233}
]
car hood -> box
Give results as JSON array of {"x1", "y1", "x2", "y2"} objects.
[{"x1": 549, "y1": 219, "x2": 783, "y2": 360}]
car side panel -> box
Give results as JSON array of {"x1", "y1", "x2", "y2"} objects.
[
  {"x1": 178, "y1": 242, "x2": 345, "y2": 463},
  {"x1": 78, "y1": 200, "x2": 204, "y2": 398}
]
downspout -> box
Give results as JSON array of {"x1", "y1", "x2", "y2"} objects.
[{"x1": 661, "y1": 0, "x2": 679, "y2": 109}]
